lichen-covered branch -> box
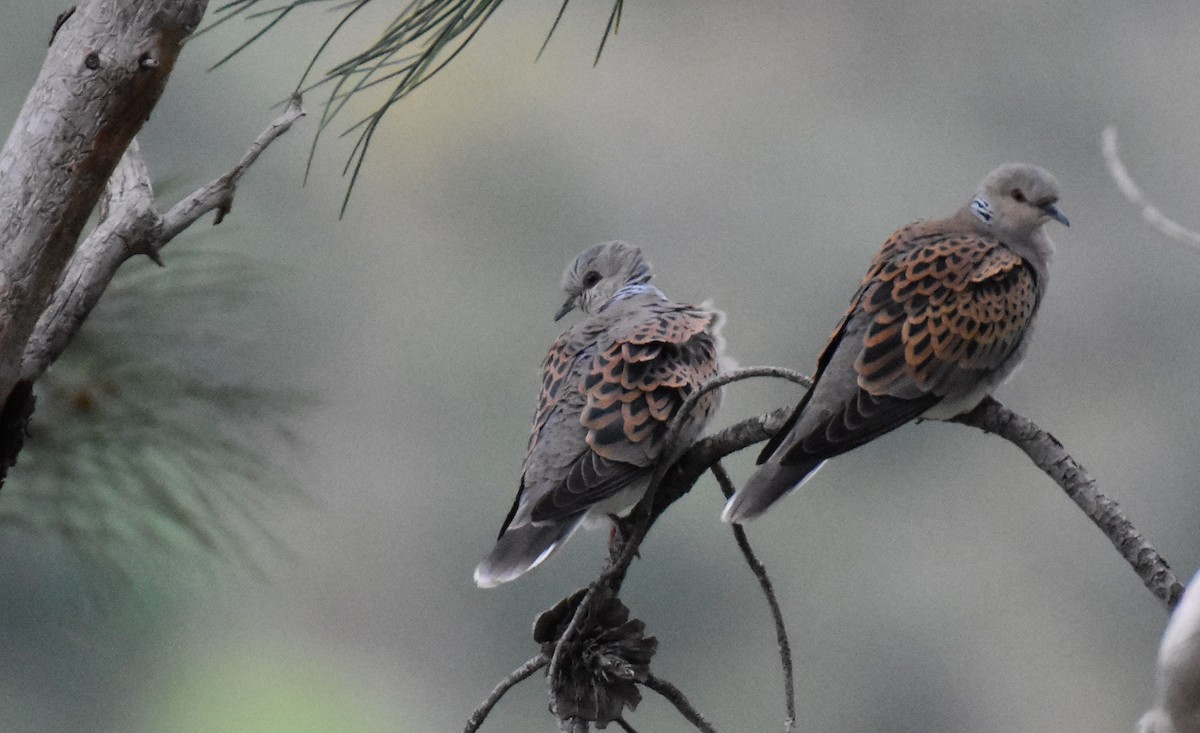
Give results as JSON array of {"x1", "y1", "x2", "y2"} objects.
[
  {"x1": 18, "y1": 140, "x2": 160, "y2": 383},
  {"x1": 954, "y1": 396, "x2": 1183, "y2": 608}
]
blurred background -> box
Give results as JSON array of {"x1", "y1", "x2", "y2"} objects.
[{"x1": 2, "y1": 1, "x2": 1200, "y2": 730}]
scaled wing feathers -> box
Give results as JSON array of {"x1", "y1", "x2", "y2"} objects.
[
  {"x1": 527, "y1": 301, "x2": 721, "y2": 522},
  {"x1": 775, "y1": 225, "x2": 1040, "y2": 469},
  {"x1": 854, "y1": 228, "x2": 1039, "y2": 398}
]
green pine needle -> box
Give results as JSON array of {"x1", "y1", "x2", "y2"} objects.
[{"x1": 206, "y1": 0, "x2": 626, "y2": 215}]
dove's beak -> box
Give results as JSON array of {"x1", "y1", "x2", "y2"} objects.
[
  {"x1": 1042, "y1": 202, "x2": 1070, "y2": 227},
  {"x1": 554, "y1": 297, "x2": 577, "y2": 321}
]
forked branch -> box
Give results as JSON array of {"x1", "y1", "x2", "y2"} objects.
[
  {"x1": 469, "y1": 379, "x2": 1181, "y2": 731},
  {"x1": 20, "y1": 96, "x2": 305, "y2": 383}
]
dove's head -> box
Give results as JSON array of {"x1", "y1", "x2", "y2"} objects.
[
  {"x1": 969, "y1": 163, "x2": 1069, "y2": 239},
  {"x1": 555, "y1": 241, "x2": 654, "y2": 320}
]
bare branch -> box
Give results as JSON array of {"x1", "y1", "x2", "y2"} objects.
[
  {"x1": 0, "y1": 0, "x2": 208, "y2": 403},
  {"x1": 954, "y1": 396, "x2": 1184, "y2": 608},
  {"x1": 463, "y1": 653, "x2": 548, "y2": 733},
  {"x1": 1102, "y1": 126, "x2": 1200, "y2": 251},
  {"x1": 711, "y1": 462, "x2": 796, "y2": 733},
  {"x1": 623, "y1": 367, "x2": 812, "y2": 584},
  {"x1": 547, "y1": 367, "x2": 810, "y2": 723},
  {"x1": 512, "y1": 366, "x2": 1182, "y2": 730},
  {"x1": 660, "y1": 407, "x2": 792, "y2": 516},
  {"x1": 20, "y1": 140, "x2": 160, "y2": 382},
  {"x1": 160, "y1": 94, "x2": 305, "y2": 238},
  {"x1": 642, "y1": 675, "x2": 719, "y2": 733},
  {"x1": 19, "y1": 97, "x2": 305, "y2": 382}
]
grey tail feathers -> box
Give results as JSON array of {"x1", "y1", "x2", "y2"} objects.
[
  {"x1": 721, "y1": 458, "x2": 825, "y2": 523},
  {"x1": 473, "y1": 517, "x2": 584, "y2": 588}
]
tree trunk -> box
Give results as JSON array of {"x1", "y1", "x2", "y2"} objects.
[{"x1": 0, "y1": 0, "x2": 208, "y2": 480}]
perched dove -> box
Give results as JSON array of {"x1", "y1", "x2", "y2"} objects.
[
  {"x1": 723, "y1": 163, "x2": 1069, "y2": 523},
  {"x1": 475, "y1": 241, "x2": 724, "y2": 587}
]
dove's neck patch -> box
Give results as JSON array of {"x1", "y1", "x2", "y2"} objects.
[
  {"x1": 970, "y1": 195, "x2": 994, "y2": 224},
  {"x1": 605, "y1": 283, "x2": 665, "y2": 310}
]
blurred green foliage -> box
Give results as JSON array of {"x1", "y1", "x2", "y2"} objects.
[
  {"x1": 2, "y1": 250, "x2": 307, "y2": 603},
  {"x1": 136, "y1": 638, "x2": 401, "y2": 733}
]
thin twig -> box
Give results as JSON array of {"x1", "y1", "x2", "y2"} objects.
[
  {"x1": 211, "y1": 0, "x2": 635, "y2": 211},
  {"x1": 711, "y1": 462, "x2": 796, "y2": 733},
  {"x1": 954, "y1": 396, "x2": 1183, "y2": 608},
  {"x1": 160, "y1": 94, "x2": 306, "y2": 238},
  {"x1": 463, "y1": 653, "x2": 549, "y2": 733},
  {"x1": 643, "y1": 675, "x2": 719, "y2": 733},
  {"x1": 487, "y1": 379, "x2": 1182, "y2": 729},
  {"x1": 1102, "y1": 126, "x2": 1200, "y2": 251},
  {"x1": 547, "y1": 581, "x2": 599, "y2": 714},
  {"x1": 548, "y1": 367, "x2": 810, "y2": 720},
  {"x1": 664, "y1": 407, "x2": 793, "y2": 508},
  {"x1": 614, "y1": 717, "x2": 639, "y2": 733},
  {"x1": 20, "y1": 97, "x2": 306, "y2": 382},
  {"x1": 617, "y1": 367, "x2": 812, "y2": 585}
]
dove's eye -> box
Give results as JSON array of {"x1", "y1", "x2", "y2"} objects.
[
  {"x1": 582, "y1": 270, "x2": 602, "y2": 288},
  {"x1": 1010, "y1": 188, "x2": 1027, "y2": 203}
]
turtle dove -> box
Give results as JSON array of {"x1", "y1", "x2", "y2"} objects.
[
  {"x1": 475, "y1": 241, "x2": 725, "y2": 587},
  {"x1": 724, "y1": 163, "x2": 1069, "y2": 523}
]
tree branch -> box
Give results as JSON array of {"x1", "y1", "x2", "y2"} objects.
[
  {"x1": 659, "y1": 407, "x2": 792, "y2": 517},
  {"x1": 484, "y1": 367, "x2": 1181, "y2": 729},
  {"x1": 546, "y1": 367, "x2": 810, "y2": 724},
  {"x1": 954, "y1": 396, "x2": 1184, "y2": 608},
  {"x1": 0, "y1": 0, "x2": 208, "y2": 403},
  {"x1": 642, "y1": 675, "x2": 718, "y2": 733},
  {"x1": 711, "y1": 462, "x2": 796, "y2": 733},
  {"x1": 1102, "y1": 126, "x2": 1200, "y2": 251},
  {"x1": 463, "y1": 653, "x2": 548, "y2": 733},
  {"x1": 160, "y1": 93, "x2": 305, "y2": 238},
  {"x1": 19, "y1": 96, "x2": 305, "y2": 382}
]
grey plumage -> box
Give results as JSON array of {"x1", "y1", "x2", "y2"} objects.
[
  {"x1": 723, "y1": 164, "x2": 1068, "y2": 523},
  {"x1": 476, "y1": 241, "x2": 724, "y2": 587}
]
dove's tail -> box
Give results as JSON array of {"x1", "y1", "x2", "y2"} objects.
[
  {"x1": 721, "y1": 458, "x2": 826, "y2": 524},
  {"x1": 474, "y1": 517, "x2": 585, "y2": 588}
]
